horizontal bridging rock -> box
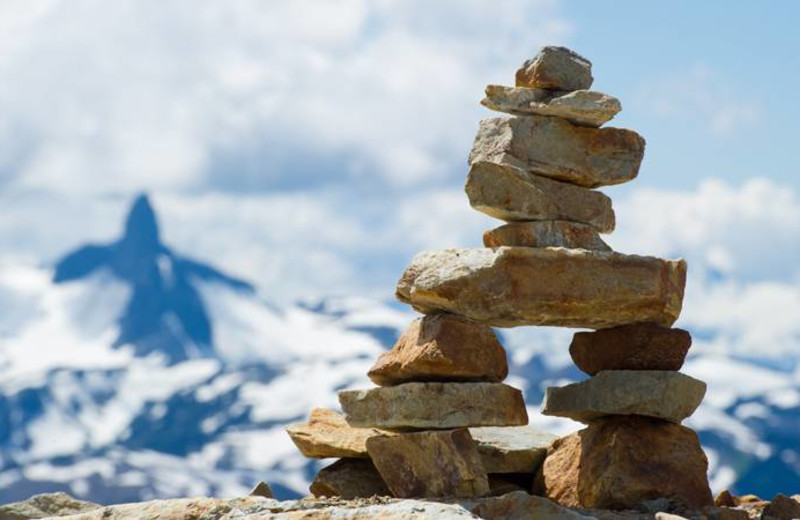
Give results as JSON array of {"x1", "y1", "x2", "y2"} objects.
[
  {"x1": 538, "y1": 416, "x2": 713, "y2": 510},
  {"x1": 541, "y1": 370, "x2": 706, "y2": 424},
  {"x1": 515, "y1": 46, "x2": 593, "y2": 91},
  {"x1": 367, "y1": 429, "x2": 489, "y2": 498},
  {"x1": 339, "y1": 382, "x2": 528, "y2": 429},
  {"x1": 482, "y1": 85, "x2": 621, "y2": 127},
  {"x1": 483, "y1": 220, "x2": 611, "y2": 251},
  {"x1": 466, "y1": 161, "x2": 615, "y2": 233},
  {"x1": 396, "y1": 247, "x2": 686, "y2": 329},
  {"x1": 469, "y1": 115, "x2": 645, "y2": 188},
  {"x1": 286, "y1": 408, "x2": 380, "y2": 459},
  {"x1": 570, "y1": 323, "x2": 692, "y2": 375},
  {"x1": 368, "y1": 313, "x2": 508, "y2": 386}
]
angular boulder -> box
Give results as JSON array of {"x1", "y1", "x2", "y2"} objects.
[
  {"x1": 286, "y1": 408, "x2": 380, "y2": 459},
  {"x1": 310, "y1": 458, "x2": 391, "y2": 499},
  {"x1": 537, "y1": 416, "x2": 713, "y2": 510},
  {"x1": 482, "y1": 85, "x2": 621, "y2": 127},
  {"x1": 483, "y1": 221, "x2": 611, "y2": 251},
  {"x1": 471, "y1": 425, "x2": 557, "y2": 474},
  {"x1": 339, "y1": 382, "x2": 528, "y2": 429},
  {"x1": 396, "y1": 247, "x2": 686, "y2": 329},
  {"x1": 541, "y1": 370, "x2": 706, "y2": 424},
  {"x1": 469, "y1": 116, "x2": 645, "y2": 188},
  {"x1": 367, "y1": 429, "x2": 490, "y2": 498},
  {"x1": 515, "y1": 46, "x2": 593, "y2": 91},
  {"x1": 368, "y1": 313, "x2": 508, "y2": 386},
  {"x1": 569, "y1": 323, "x2": 692, "y2": 375},
  {"x1": 466, "y1": 161, "x2": 615, "y2": 233}
]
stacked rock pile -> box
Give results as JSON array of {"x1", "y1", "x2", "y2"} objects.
[
  {"x1": 287, "y1": 312, "x2": 558, "y2": 499},
  {"x1": 287, "y1": 45, "x2": 713, "y2": 510}
]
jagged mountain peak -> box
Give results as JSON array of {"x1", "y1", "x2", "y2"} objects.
[{"x1": 52, "y1": 193, "x2": 254, "y2": 364}]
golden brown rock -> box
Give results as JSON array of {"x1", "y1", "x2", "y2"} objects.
[
  {"x1": 367, "y1": 429, "x2": 489, "y2": 498},
  {"x1": 310, "y1": 459, "x2": 391, "y2": 499},
  {"x1": 537, "y1": 416, "x2": 712, "y2": 510},
  {"x1": 396, "y1": 247, "x2": 686, "y2": 329},
  {"x1": 368, "y1": 314, "x2": 508, "y2": 386},
  {"x1": 714, "y1": 490, "x2": 736, "y2": 508},
  {"x1": 515, "y1": 46, "x2": 593, "y2": 91},
  {"x1": 339, "y1": 382, "x2": 528, "y2": 429},
  {"x1": 481, "y1": 85, "x2": 620, "y2": 127},
  {"x1": 466, "y1": 161, "x2": 615, "y2": 233},
  {"x1": 570, "y1": 323, "x2": 692, "y2": 375},
  {"x1": 483, "y1": 221, "x2": 611, "y2": 251},
  {"x1": 286, "y1": 408, "x2": 380, "y2": 459},
  {"x1": 469, "y1": 116, "x2": 645, "y2": 188}
]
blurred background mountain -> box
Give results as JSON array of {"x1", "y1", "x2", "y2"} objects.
[{"x1": 2, "y1": 0, "x2": 800, "y2": 505}]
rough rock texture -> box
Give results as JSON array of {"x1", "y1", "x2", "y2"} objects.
[
  {"x1": 465, "y1": 491, "x2": 599, "y2": 520},
  {"x1": 466, "y1": 161, "x2": 615, "y2": 233},
  {"x1": 515, "y1": 46, "x2": 593, "y2": 91},
  {"x1": 286, "y1": 408, "x2": 380, "y2": 459},
  {"x1": 469, "y1": 116, "x2": 645, "y2": 188},
  {"x1": 0, "y1": 493, "x2": 100, "y2": 519},
  {"x1": 396, "y1": 247, "x2": 687, "y2": 329},
  {"x1": 471, "y1": 425, "x2": 557, "y2": 474},
  {"x1": 368, "y1": 313, "x2": 508, "y2": 386},
  {"x1": 310, "y1": 459, "x2": 391, "y2": 499},
  {"x1": 367, "y1": 429, "x2": 490, "y2": 498},
  {"x1": 762, "y1": 494, "x2": 800, "y2": 520},
  {"x1": 483, "y1": 220, "x2": 611, "y2": 251},
  {"x1": 569, "y1": 323, "x2": 692, "y2": 375},
  {"x1": 482, "y1": 85, "x2": 621, "y2": 127},
  {"x1": 541, "y1": 370, "x2": 706, "y2": 424},
  {"x1": 250, "y1": 481, "x2": 274, "y2": 498},
  {"x1": 340, "y1": 382, "x2": 528, "y2": 429},
  {"x1": 538, "y1": 416, "x2": 713, "y2": 510}
]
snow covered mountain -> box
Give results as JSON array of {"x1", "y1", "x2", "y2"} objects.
[{"x1": 0, "y1": 194, "x2": 798, "y2": 504}]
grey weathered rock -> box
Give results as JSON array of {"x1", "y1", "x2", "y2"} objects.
[
  {"x1": 466, "y1": 161, "x2": 615, "y2": 233},
  {"x1": 541, "y1": 370, "x2": 706, "y2": 424},
  {"x1": 469, "y1": 116, "x2": 645, "y2": 188},
  {"x1": 396, "y1": 247, "x2": 686, "y2": 329},
  {"x1": 286, "y1": 408, "x2": 380, "y2": 459},
  {"x1": 367, "y1": 429, "x2": 490, "y2": 498},
  {"x1": 515, "y1": 46, "x2": 593, "y2": 91},
  {"x1": 339, "y1": 382, "x2": 528, "y2": 429},
  {"x1": 310, "y1": 459, "x2": 391, "y2": 499},
  {"x1": 0, "y1": 492, "x2": 100, "y2": 520},
  {"x1": 368, "y1": 313, "x2": 508, "y2": 386},
  {"x1": 482, "y1": 86, "x2": 621, "y2": 127},
  {"x1": 466, "y1": 491, "x2": 598, "y2": 520},
  {"x1": 483, "y1": 221, "x2": 611, "y2": 251},
  {"x1": 249, "y1": 481, "x2": 274, "y2": 498},
  {"x1": 470, "y1": 425, "x2": 557, "y2": 474},
  {"x1": 569, "y1": 323, "x2": 692, "y2": 375}
]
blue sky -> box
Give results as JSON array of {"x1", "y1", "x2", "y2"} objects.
[{"x1": 1, "y1": 0, "x2": 800, "y2": 315}]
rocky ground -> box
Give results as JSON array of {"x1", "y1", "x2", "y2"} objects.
[{"x1": 1, "y1": 490, "x2": 797, "y2": 520}]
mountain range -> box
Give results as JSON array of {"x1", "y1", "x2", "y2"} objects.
[{"x1": 0, "y1": 194, "x2": 798, "y2": 504}]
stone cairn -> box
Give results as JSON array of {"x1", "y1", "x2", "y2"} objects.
[{"x1": 287, "y1": 46, "x2": 713, "y2": 510}]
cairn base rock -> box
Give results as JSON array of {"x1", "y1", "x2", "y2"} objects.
[
  {"x1": 367, "y1": 429, "x2": 489, "y2": 498},
  {"x1": 542, "y1": 370, "x2": 706, "y2": 424},
  {"x1": 396, "y1": 247, "x2": 686, "y2": 329},
  {"x1": 537, "y1": 416, "x2": 713, "y2": 510},
  {"x1": 339, "y1": 382, "x2": 528, "y2": 429}
]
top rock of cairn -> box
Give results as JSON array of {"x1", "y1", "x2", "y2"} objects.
[{"x1": 516, "y1": 46, "x2": 593, "y2": 91}]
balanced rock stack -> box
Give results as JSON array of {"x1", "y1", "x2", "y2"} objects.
[
  {"x1": 287, "y1": 312, "x2": 558, "y2": 499},
  {"x1": 396, "y1": 45, "x2": 712, "y2": 509}
]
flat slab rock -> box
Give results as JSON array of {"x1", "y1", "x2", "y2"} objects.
[
  {"x1": 286, "y1": 409, "x2": 553, "y2": 474},
  {"x1": 339, "y1": 382, "x2": 528, "y2": 429},
  {"x1": 537, "y1": 415, "x2": 713, "y2": 510},
  {"x1": 310, "y1": 458, "x2": 391, "y2": 500},
  {"x1": 44, "y1": 491, "x2": 599, "y2": 520},
  {"x1": 368, "y1": 313, "x2": 508, "y2": 386},
  {"x1": 484, "y1": 220, "x2": 611, "y2": 251},
  {"x1": 570, "y1": 323, "x2": 692, "y2": 375},
  {"x1": 541, "y1": 370, "x2": 706, "y2": 424},
  {"x1": 367, "y1": 429, "x2": 490, "y2": 498},
  {"x1": 396, "y1": 247, "x2": 686, "y2": 329},
  {"x1": 515, "y1": 46, "x2": 593, "y2": 91},
  {"x1": 466, "y1": 161, "x2": 615, "y2": 233},
  {"x1": 0, "y1": 492, "x2": 100, "y2": 519},
  {"x1": 482, "y1": 85, "x2": 621, "y2": 127},
  {"x1": 469, "y1": 116, "x2": 645, "y2": 188}
]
